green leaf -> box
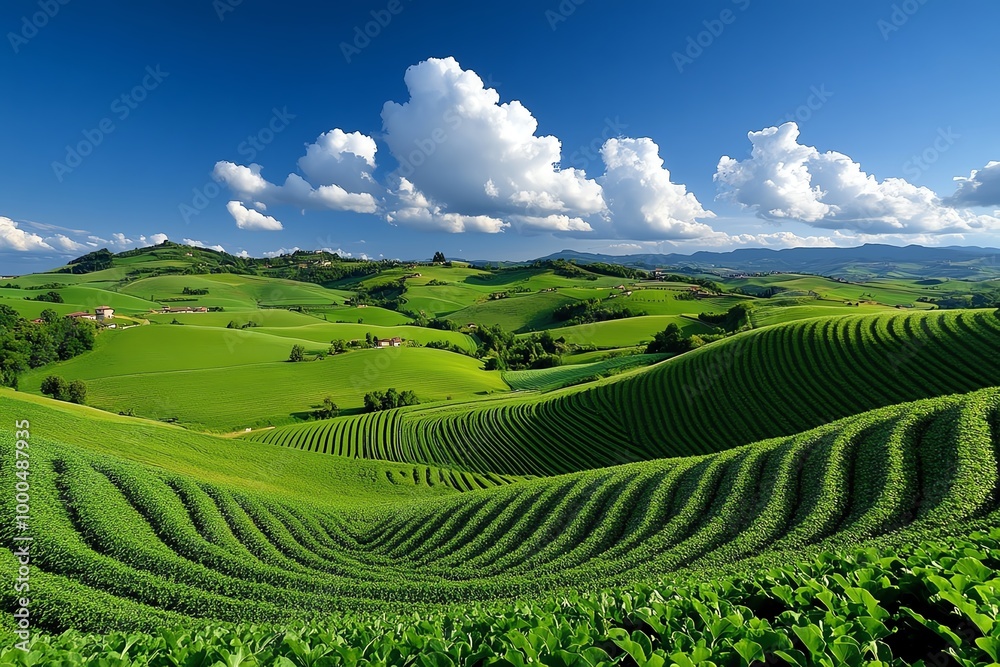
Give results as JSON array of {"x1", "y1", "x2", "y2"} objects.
[{"x1": 732, "y1": 638, "x2": 763, "y2": 666}]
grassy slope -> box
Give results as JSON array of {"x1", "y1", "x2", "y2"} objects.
[
  {"x1": 502, "y1": 354, "x2": 668, "y2": 391},
  {"x1": 252, "y1": 322, "x2": 478, "y2": 353},
  {"x1": 251, "y1": 309, "x2": 1000, "y2": 476},
  {"x1": 120, "y1": 274, "x2": 352, "y2": 309},
  {"x1": 538, "y1": 314, "x2": 714, "y2": 348},
  {"x1": 24, "y1": 340, "x2": 507, "y2": 431},
  {"x1": 3, "y1": 385, "x2": 998, "y2": 632}
]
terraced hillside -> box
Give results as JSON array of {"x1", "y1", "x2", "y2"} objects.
[
  {"x1": 249, "y1": 309, "x2": 1000, "y2": 475},
  {"x1": 3, "y1": 386, "x2": 999, "y2": 632}
]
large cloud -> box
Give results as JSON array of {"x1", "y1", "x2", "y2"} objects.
[
  {"x1": 715, "y1": 123, "x2": 996, "y2": 235},
  {"x1": 599, "y1": 137, "x2": 717, "y2": 240},
  {"x1": 0, "y1": 216, "x2": 52, "y2": 251},
  {"x1": 380, "y1": 57, "x2": 605, "y2": 231},
  {"x1": 209, "y1": 57, "x2": 718, "y2": 241},
  {"x1": 948, "y1": 161, "x2": 1000, "y2": 207}
]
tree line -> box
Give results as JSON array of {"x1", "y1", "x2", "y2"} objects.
[{"x1": 0, "y1": 306, "x2": 96, "y2": 388}]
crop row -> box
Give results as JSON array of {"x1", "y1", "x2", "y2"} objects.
[
  {"x1": 7, "y1": 526, "x2": 1000, "y2": 665},
  {"x1": 248, "y1": 310, "x2": 1000, "y2": 476},
  {"x1": 2, "y1": 387, "x2": 999, "y2": 633}
]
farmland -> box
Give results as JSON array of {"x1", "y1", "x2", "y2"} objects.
[
  {"x1": 2, "y1": 241, "x2": 1000, "y2": 665},
  {"x1": 4, "y1": 386, "x2": 1000, "y2": 664},
  {"x1": 248, "y1": 309, "x2": 1000, "y2": 476}
]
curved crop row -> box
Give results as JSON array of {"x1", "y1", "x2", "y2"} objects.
[
  {"x1": 3, "y1": 387, "x2": 1000, "y2": 632},
  {"x1": 248, "y1": 310, "x2": 1000, "y2": 476}
]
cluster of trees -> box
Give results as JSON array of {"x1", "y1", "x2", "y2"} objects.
[
  {"x1": 656, "y1": 273, "x2": 725, "y2": 293},
  {"x1": 576, "y1": 262, "x2": 648, "y2": 280},
  {"x1": 553, "y1": 298, "x2": 646, "y2": 326},
  {"x1": 352, "y1": 280, "x2": 406, "y2": 310},
  {"x1": 697, "y1": 303, "x2": 755, "y2": 332},
  {"x1": 182, "y1": 287, "x2": 209, "y2": 295},
  {"x1": 226, "y1": 320, "x2": 259, "y2": 329},
  {"x1": 312, "y1": 396, "x2": 340, "y2": 420},
  {"x1": 422, "y1": 317, "x2": 459, "y2": 331},
  {"x1": 363, "y1": 388, "x2": 419, "y2": 412},
  {"x1": 920, "y1": 292, "x2": 1000, "y2": 309},
  {"x1": 731, "y1": 285, "x2": 786, "y2": 298},
  {"x1": 477, "y1": 324, "x2": 567, "y2": 370},
  {"x1": 432, "y1": 251, "x2": 446, "y2": 263},
  {"x1": 40, "y1": 375, "x2": 87, "y2": 404},
  {"x1": 0, "y1": 306, "x2": 96, "y2": 388},
  {"x1": 62, "y1": 249, "x2": 114, "y2": 274},
  {"x1": 645, "y1": 323, "x2": 705, "y2": 355},
  {"x1": 549, "y1": 259, "x2": 598, "y2": 281},
  {"x1": 25, "y1": 290, "x2": 63, "y2": 303},
  {"x1": 288, "y1": 344, "x2": 307, "y2": 362}
]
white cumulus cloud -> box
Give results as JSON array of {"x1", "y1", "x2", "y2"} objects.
[
  {"x1": 182, "y1": 238, "x2": 226, "y2": 252},
  {"x1": 0, "y1": 216, "x2": 53, "y2": 252},
  {"x1": 948, "y1": 161, "x2": 1000, "y2": 207},
  {"x1": 226, "y1": 201, "x2": 284, "y2": 231},
  {"x1": 213, "y1": 128, "x2": 380, "y2": 222},
  {"x1": 715, "y1": 122, "x2": 997, "y2": 235},
  {"x1": 599, "y1": 137, "x2": 717, "y2": 240},
  {"x1": 380, "y1": 57, "x2": 604, "y2": 230}
]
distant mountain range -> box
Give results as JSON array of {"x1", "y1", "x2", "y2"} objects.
[{"x1": 531, "y1": 244, "x2": 1000, "y2": 280}]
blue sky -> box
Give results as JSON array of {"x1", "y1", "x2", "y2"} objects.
[{"x1": 2, "y1": 0, "x2": 999, "y2": 274}]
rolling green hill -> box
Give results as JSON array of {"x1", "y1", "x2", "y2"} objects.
[
  {"x1": 502, "y1": 353, "x2": 667, "y2": 391},
  {"x1": 249, "y1": 309, "x2": 1000, "y2": 476},
  {"x1": 3, "y1": 385, "x2": 999, "y2": 638},
  {"x1": 23, "y1": 341, "x2": 507, "y2": 431}
]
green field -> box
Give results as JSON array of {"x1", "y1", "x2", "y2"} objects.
[
  {"x1": 252, "y1": 322, "x2": 478, "y2": 353},
  {"x1": 539, "y1": 314, "x2": 714, "y2": 348},
  {"x1": 502, "y1": 353, "x2": 667, "y2": 391},
  {"x1": 6, "y1": 243, "x2": 1000, "y2": 665},
  {"x1": 5, "y1": 385, "x2": 1000, "y2": 664},
  {"x1": 120, "y1": 274, "x2": 352, "y2": 309},
  {"x1": 250, "y1": 309, "x2": 1000, "y2": 476},
  {"x1": 21, "y1": 341, "x2": 506, "y2": 431}
]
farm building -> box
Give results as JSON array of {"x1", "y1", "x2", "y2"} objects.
[
  {"x1": 376, "y1": 337, "x2": 403, "y2": 348},
  {"x1": 158, "y1": 306, "x2": 208, "y2": 314},
  {"x1": 65, "y1": 311, "x2": 97, "y2": 320},
  {"x1": 466, "y1": 323, "x2": 478, "y2": 330},
  {"x1": 95, "y1": 305, "x2": 114, "y2": 321}
]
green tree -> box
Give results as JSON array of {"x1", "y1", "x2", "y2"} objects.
[
  {"x1": 432, "y1": 251, "x2": 446, "y2": 263},
  {"x1": 645, "y1": 323, "x2": 693, "y2": 354},
  {"x1": 381, "y1": 387, "x2": 400, "y2": 411},
  {"x1": 40, "y1": 375, "x2": 69, "y2": 401},
  {"x1": 67, "y1": 379, "x2": 87, "y2": 404},
  {"x1": 363, "y1": 390, "x2": 384, "y2": 413},
  {"x1": 288, "y1": 344, "x2": 306, "y2": 362}
]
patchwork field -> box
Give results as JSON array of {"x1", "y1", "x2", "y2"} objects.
[{"x1": 4, "y1": 243, "x2": 1000, "y2": 665}]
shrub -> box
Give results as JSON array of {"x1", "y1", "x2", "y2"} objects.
[{"x1": 288, "y1": 344, "x2": 306, "y2": 362}]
